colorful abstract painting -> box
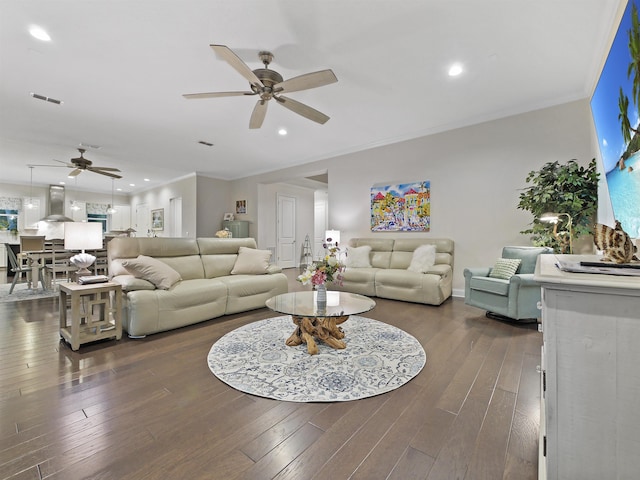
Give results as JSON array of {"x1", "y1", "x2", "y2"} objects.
[{"x1": 371, "y1": 181, "x2": 430, "y2": 232}]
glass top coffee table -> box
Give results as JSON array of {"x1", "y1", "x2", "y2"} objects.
[{"x1": 266, "y1": 291, "x2": 376, "y2": 355}]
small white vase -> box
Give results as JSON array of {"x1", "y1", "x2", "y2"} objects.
[{"x1": 316, "y1": 284, "x2": 327, "y2": 310}]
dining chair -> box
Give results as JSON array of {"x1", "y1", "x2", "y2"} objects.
[
  {"x1": 19, "y1": 235, "x2": 46, "y2": 252},
  {"x1": 45, "y1": 238, "x2": 76, "y2": 288},
  {"x1": 5, "y1": 243, "x2": 46, "y2": 293}
]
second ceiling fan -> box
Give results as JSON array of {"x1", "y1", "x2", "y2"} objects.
[{"x1": 183, "y1": 44, "x2": 338, "y2": 129}]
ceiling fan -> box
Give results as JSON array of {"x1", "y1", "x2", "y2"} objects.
[
  {"x1": 183, "y1": 44, "x2": 338, "y2": 129},
  {"x1": 30, "y1": 149, "x2": 122, "y2": 179}
]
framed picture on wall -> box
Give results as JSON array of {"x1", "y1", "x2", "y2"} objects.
[
  {"x1": 236, "y1": 200, "x2": 246, "y2": 214},
  {"x1": 151, "y1": 208, "x2": 164, "y2": 231},
  {"x1": 223, "y1": 212, "x2": 234, "y2": 221}
]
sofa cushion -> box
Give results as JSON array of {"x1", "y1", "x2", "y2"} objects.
[
  {"x1": 122, "y1": 255, "x2": 182, "y2": 290},
  {"x1": 231, "y1": 246, "x2": 272, "y2": 275},
  {"x1": 346, "y1": 245, "x2": 372, "y2": 268},
  {"x1": 111, "y1": 274, "x2": 156, "y2": 292},
  {"x1": 489, "y1": 258, "x2": 521, "y2": 280},
  {"x1": 469, "y1": 276, "x2": 510, "y2": 296},
  {"x1": 407, "y1": 244, "x2": 437, "y2": 273}
]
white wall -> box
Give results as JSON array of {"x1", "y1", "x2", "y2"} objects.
[
  {"x1": 233, "y1": 99, "x2": 598, "y2": 295},
  {"x1": 195, "y1": 175, "x2": 231, "y2": 237},
  {"x1": 129, "y1": 174, "x2": 198, "y2": 237}
]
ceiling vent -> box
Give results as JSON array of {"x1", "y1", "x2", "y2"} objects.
[
  {"x1": 30, "y1": 92, "x2": 63, "y2": 105},
  {"x1": 198, "y1": 140, "x2": 214, "y2": 147}
]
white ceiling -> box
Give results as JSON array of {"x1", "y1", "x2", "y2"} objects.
[{"x1": 0, "y1": 0, "x2": 624, "y2": 195}]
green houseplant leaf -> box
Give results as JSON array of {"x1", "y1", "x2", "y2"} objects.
[{"x1": 517, "y1": 159, "x2": 599, "y2": 253}]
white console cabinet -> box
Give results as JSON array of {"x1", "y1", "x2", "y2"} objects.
[{"x1": 534, "y1": 254, "x2": 640, "y2": 480}]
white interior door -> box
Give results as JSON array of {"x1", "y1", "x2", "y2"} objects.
[
  {"x1": 136, "y1": 203, "x2": 150, "y2": 236},
  {"x1": 277, "y1": 194, "x2": 296, "y2": 268},
  {"x1": 170, "y1": 197, "x2": 182, "y2": 237},
  {"x1": 314, "y1": 192, "x2": 328, "y2": 260}
]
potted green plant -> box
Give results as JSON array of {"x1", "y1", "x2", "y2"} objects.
[{"x1": 517, "y1": 159, "x2": 599, "y2": 253}]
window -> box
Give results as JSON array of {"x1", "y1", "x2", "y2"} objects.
[
  {"x1": 0, "y1": 209, "x2": 18, "y2": 231},
  {"x1": 87, "y1": 213, "x2": 108, "y2": 233}
]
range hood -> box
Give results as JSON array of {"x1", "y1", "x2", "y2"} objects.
[{"x1": 40, "y1": 185, "x2": 74, "y2": 222}]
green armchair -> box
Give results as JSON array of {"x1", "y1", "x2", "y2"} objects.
[{"x1": 463, "y1": 246, "x2": 553, "y2": 321}]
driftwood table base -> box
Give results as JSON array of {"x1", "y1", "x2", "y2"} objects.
[{"x1": 286, "y1": 315, "x2": 350, "y2": 355}]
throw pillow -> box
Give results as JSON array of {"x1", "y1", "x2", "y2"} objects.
[
  {"x1": 231, "y1": 246, "x2": 272, "y2": 275},
  {"x1": 345, "y1": 245, "x2": 372, "y2": 268},
  {"x1": 121, "y1": 255, "x2": 182, "y2": 290},
  {"x1": 407, "y1": 244, "x2": 437, "y2": 273},
  {"x1": 489, "y1": 258, "x2": 522, "y2": 280}
]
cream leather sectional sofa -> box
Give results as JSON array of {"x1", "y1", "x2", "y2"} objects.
[
  {"x1": 108, "y1": 237, "x2": 288, "y2": 337},
  {"x1": 330, "y1": 237, "x2": 454, "y2": 305}
]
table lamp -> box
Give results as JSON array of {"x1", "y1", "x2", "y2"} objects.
[
  {"x1": 325, "y1": 229, "x2": 340, "y2": 247},
  {"x1": 540, "y1": 212, "x2": 573, "y2": 253},
  {"x1": 64, "y1": 222, "x2": 103, "y2": 276}
]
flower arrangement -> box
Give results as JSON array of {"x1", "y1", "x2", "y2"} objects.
[
  {"x1": 297, "y1": 238, "x2": 345, "y2": 286},
  {"x1": 215, "y1": 228, "x2": 231, "y2": 238}
]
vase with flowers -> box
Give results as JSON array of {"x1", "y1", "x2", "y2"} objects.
[{"x1": 297, "y1": 237, "x2": 345, "y2": 308}]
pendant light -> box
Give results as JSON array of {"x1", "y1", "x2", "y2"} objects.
[
  {"x1": 26, "y1": 166, "x2": 34, "y2": 209},
  {"x1": 107, "y1": 178, "x2": 117, "y2": 214}
]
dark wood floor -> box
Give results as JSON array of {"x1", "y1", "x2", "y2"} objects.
[{"x1": 0, "y1": 270, "x2": 541, "y2": 480}]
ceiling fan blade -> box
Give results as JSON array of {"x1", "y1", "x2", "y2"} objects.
[
  {"x1": 53, "y1": 159, "x2": 74, "y2": 167},
  {"x1": 249, "y1": 99, "x2": 268, "y2": 129},
  {"x1": 211, "y1": 44, "x2": 264, "y2": 88},
  {"x1": 183, "y1": 91, "x2": 255, "y2": 99},
  {"x1": 275, "y1": 95, "x2": 330, "y2": 124},
  {"x1": 68, "y1": 169, "x2": 82, "y2": 177},
  {"x1": 274, "y1": 69, "x2": 337, "y2": 94},
  {"x1": 88, "y1": 168, "x2": 122, "y2": 179},
  {"x1": 91, "y1": 166, "x2": 121, "y2": 172},
  {"x1": 27, "y1": 163, "x2": 68, "y2": 168}
]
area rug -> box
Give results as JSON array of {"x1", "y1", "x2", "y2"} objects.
[
  {"x1": 0, "y1": 282, "x2": 58, "y2": 303},
  {"x1": 207, "y1": 315, "x2": 426, "y2": 402}
]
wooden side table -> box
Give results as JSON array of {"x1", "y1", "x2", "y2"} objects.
[{"x1": 58, "y1": 281, "x2": 123, "y2": 351}]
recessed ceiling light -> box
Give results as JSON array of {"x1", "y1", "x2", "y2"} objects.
[
  {"x1": 59, "y1": 181, "x2": 65, "y2": 185},
  {"x1": 29, "y1": 25, "x2": 51, "y2": 42},
  {"x1": 116, "y1": 188, "x2": 122, "y2": 191},
  {"x1": 278, "y1": 128, "x2": 287, "y2": 136},
  {"x1": 448, "y1": 63, "x2": 463, "y2": 77},
  {"x1": 129, "y1": 183, "x2": 135, "y2": 187},
  {"x1": 144, "y1": 178, "x2": 150, "y2": 182}
]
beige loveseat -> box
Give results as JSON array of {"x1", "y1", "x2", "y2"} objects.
[
  {"x1": 330, "y1": 238, "x2": 454, "y2": 305},
  {"x1": 108, "y1": 237, "x2": 288, "y2": 337}
]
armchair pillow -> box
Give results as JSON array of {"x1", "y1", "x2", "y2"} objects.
[
  {"x1": 407, "y1": 244, "x2": 437, "y2": 273},
  {"x1": 231, "y1": 246, "x2": 272, "y2": 275},
  {"x1": 488, "y1": 258, "x2": 522, "y2": 280},
  {"x1": 122, "y1": 255, "x2": 182, "y2": 290},
  {"x1": 345, "y1": 245, "x2": 372, "y2": 268}
]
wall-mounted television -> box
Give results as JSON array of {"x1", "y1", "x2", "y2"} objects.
[{"x1": 590, "y1": 0, "x2": 640, "y2": 237}]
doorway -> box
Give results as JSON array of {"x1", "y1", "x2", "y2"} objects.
[{"x1": 276, "y1": 194, "x2": 296, "y2": 268}]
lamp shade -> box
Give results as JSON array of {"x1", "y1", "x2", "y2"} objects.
[
  {"x1": 540, "y1": 213, "x2": 560, "y2": 223},
  {"x1": 64, "y1": 222, "x2": 103, "y2": 251}
]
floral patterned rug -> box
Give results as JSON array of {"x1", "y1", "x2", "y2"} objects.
[{"x1": 207, "y1": 315, "x2": 426, "y2": 402}]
